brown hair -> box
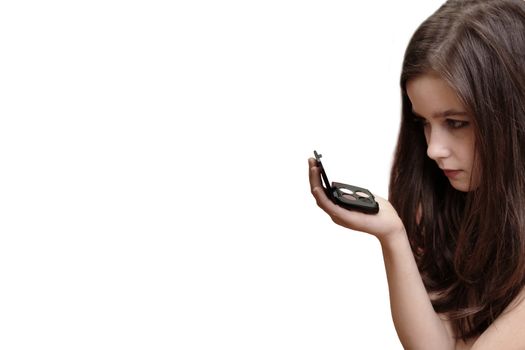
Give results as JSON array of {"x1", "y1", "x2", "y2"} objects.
[{"x1": 389, "y1": 0, "x2": 525, "y2": 340}]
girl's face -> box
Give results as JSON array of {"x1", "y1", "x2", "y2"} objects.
[{"x1": 406, "y1": 72, "x2": 480, "y2": 192}]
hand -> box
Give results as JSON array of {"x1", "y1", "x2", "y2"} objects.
[{"x1": 308, "y1": 157, "x2": 405, "y2": 242}]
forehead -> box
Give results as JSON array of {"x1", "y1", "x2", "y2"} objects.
[{"x1": 406, "y1": 73, "x2": 466, "y2": 118}]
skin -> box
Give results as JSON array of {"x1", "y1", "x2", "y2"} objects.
[
  {"x1": 308, "y1": 73, "x2": 525, "y2": 349},
  {"x1": 406, "y1": 72, "x2": 480, "y2": 192}
]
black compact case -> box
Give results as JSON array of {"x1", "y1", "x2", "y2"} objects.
[{"x1": 314, "y1": 150, "x2": 379, "y2": 214}]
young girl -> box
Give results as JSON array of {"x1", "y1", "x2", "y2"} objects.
[{"x1": 309, "y1": 0, "x2": 525, "y2": 349}]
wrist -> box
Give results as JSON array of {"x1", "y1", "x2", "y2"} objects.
[{"x1": 378, "y1": 226, "x2": 408, "y2": 249}]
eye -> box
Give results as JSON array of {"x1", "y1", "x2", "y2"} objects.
[{"x1": 446, "y1": 119, "x2": 469, "y2": 129}]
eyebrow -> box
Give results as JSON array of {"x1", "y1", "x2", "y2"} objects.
[{"x1": 412, "y1": 109, "x2": 468, "y2": 119}]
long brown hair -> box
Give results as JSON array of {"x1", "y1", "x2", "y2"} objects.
[{"x1": 389, "y1": 0, "x2": 525, "y2": 340}]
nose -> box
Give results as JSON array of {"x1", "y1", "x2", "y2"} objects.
[{"x1": 426, "y1": 128, "x2": 451, "y2": 161}]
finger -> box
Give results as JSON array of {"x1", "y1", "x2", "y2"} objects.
[
  {"x1": 311, "y1": 185, "x2": 331, "y2": 210},
  {"x1": 308, "y1": 158, "x2": 340, "y2": 212},
  {"x1": 310, "y1": 181, "x2": 351, "y2": 219},
  {"x1": 309, "y1": 171, "x2": 330, "y2": 210},
  {"x1": 308, "y1": 158, "x2": 322, "y2": 191},
  {"x1": 312, "y1": 186, "x2": 367, "y2": 229},
  {"x1": 308, "y1": 157, "x2": 371, "y2": 230}
]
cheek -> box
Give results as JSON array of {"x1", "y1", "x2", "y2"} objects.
[{"x1": 459, "y1": 130, "x2": 477, "y2": 164}]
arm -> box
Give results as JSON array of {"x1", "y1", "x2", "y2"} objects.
[
  {"x1": 308, "y1": 158, "x2": 455, "y2": 349},
  {"x1": 380, "y1": 231, "x2": 455, "y2": 350}
]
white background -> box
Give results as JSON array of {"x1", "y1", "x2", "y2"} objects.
[{"x1": 1, "y1": 1, "x2": 443, "y2": 349}]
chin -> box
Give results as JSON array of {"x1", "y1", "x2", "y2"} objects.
[
  {"x1": 450, "y1": 180, "x2": 478, "y2": 192},
  {"x1": 447, "y1": 176, "x2": 468, "y2": 192}
]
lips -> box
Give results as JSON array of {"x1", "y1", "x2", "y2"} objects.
[{"x1": 443, "y1": 169, "x2": 462, "y2": 178}]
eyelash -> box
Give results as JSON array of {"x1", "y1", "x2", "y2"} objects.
[
  {"x1": 412, "y1": 117, "x2": 469, "y2": 130},
  {"x1": 446, "y1": 119, "x2": 469, "y2": 129}
]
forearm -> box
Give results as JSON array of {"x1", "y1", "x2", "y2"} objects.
[{"x1": 379, "y1": 230, "x2": 455, "y2": 350}]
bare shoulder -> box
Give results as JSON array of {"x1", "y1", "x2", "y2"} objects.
[
  {"x1": 470, "y1": 287, "x2": 525, "y2": 350},
  {"x1": 429, "y1": 288, "x2": 525, "y2": 349}
]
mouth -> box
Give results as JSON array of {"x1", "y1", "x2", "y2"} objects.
[{"x1": 443, "y1": 169, "x2": 462, "y2": 179}]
